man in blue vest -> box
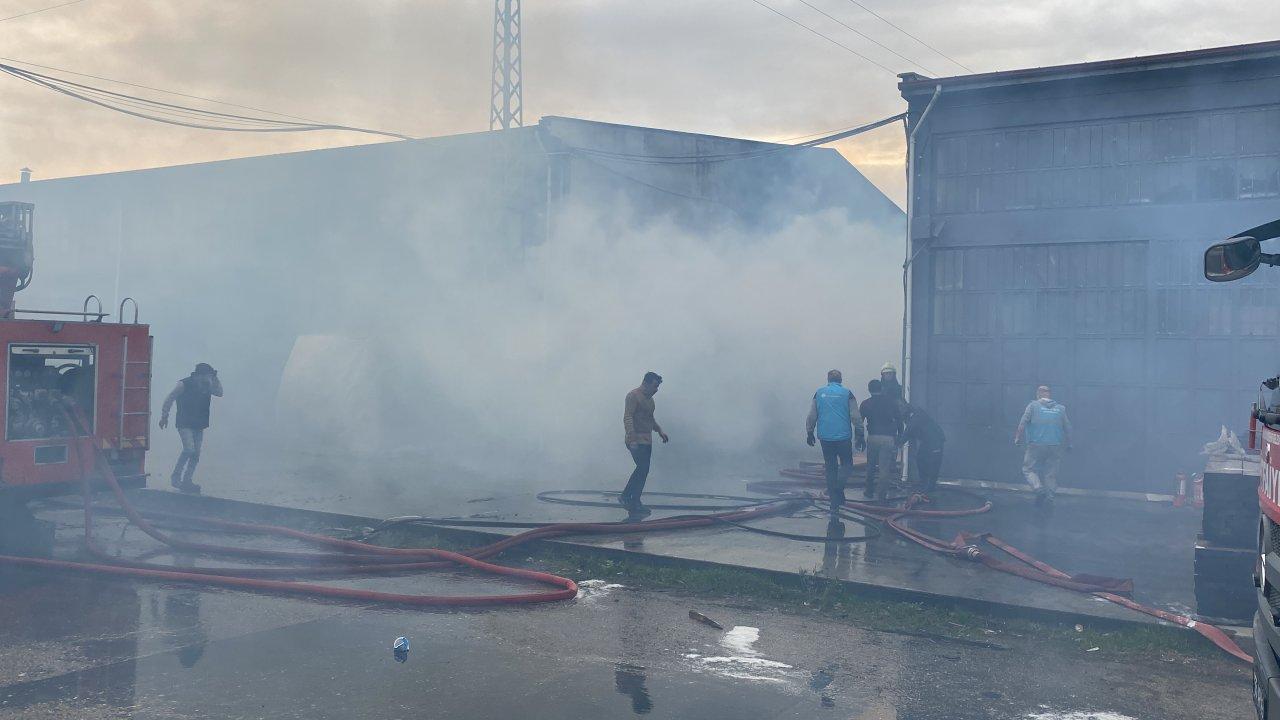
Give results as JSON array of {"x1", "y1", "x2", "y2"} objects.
[
  {"x1": 806, "y1": 370, "x2": 864, "y2": 514},
  {"x1": 1014, "y1": 384, "x2": 1073, "y2": 506},
  {"x1": 159, "y1": 363, "x2": 223, "y2": 495}
]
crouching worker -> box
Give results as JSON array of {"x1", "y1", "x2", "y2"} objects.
[
  {"x1": 806, "y1": 370, "x2": 864, "y2": 515},
  {"x1": 899, "y1": 404, "x2": 945, "y2": 492},
  {"x1": 160, "y1": 363, "x2": 223, "y2": 495}
]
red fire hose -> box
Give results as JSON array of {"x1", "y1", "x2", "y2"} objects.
[
  {"x1": 767, "y1": 462, "x2": 1251, "y2": 662},
  {"x1": 0, "y1": 409, "x2": 801, "y2": 607},
  {"x1": 979, "y1": 533, "x2": 1253, "y2": 664},
  {"x1": 0, "y1": 416, "x2": 1255, "y2": 662}
]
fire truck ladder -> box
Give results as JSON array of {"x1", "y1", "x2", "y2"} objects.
[{"x1": 116, "y1": 298, "x2": 149, "y2": 450}]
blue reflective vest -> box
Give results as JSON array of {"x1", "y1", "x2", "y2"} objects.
[
  {"x1": 814, "y1": 383, "x2": 854, "y2": 442},
  {"x1": 1027, "y1": 401, "x2": 1067, "y2": 445}
]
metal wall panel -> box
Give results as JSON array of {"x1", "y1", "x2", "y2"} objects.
[
  {"x1": 924, "y1": 236, "x2": 1280, "y2": 492},
  {"x1": 933, "y1": 104, "x2": 1280, "y2": 216}
]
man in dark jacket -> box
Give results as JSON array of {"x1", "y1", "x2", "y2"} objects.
[
  {"x1": 859, "y1": 379, "x2": 903, "y2": 501},
  {"x1": 879, "y1": 362, "x2": 904, "y2": 406},
  {"x1": 160, "y1": 363, "x2": 223, "y2": 494},
  {"x1": 899, "y1": 404, "x2": 945, "y2": 492}
]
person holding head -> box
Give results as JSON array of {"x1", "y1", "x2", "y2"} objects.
[
  {"x1": 1014, "y1": 384, "x2": 1073, "y2": 506},
  {"x1": 806, "y1": 369, "x2": 864, "y2": 515},
  {"x1": 621, "y1": 372, "x2": 668, "y2": 518},
  {"x1": 159, "y1": 363, "x2": 223, "y2": 495}
]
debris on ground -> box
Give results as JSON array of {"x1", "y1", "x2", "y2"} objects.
[
  {"x1": 689, "y1": 610, "x2": 725, "y2": 629},
  {"x1": 393, "y1": 636, "x2": 410, "y2": 663}
]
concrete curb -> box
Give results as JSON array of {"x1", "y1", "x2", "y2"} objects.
[{"x1": 127, "y1": 489, "x2": 1203, "y2": 639}]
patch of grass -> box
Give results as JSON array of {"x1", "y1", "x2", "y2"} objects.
[{"x1": 528, "y1": 546, "x2": 1218, "y2": 659}]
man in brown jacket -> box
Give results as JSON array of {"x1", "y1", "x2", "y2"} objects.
[{"x1": 621, "y1": 372, "x2": 668, "y2": 517}]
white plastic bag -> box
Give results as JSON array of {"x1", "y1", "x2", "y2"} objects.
[{"x1": 1200, "y1": 425, "x2": 1247, "y2": 457}]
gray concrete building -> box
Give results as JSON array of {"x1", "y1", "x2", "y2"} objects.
[{"x1": 900, "y1": 40, "x2": 1280, "y2": 494}]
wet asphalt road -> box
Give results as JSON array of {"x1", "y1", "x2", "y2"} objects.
[{"x1": 0, "y1": 549, "x2": 1253, "y2": 719}]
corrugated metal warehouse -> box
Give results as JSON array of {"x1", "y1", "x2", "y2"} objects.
[{"x1": 900, "y1": 40, "x2": 1280, "y2": 494}]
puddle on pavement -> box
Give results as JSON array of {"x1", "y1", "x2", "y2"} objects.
[{"x1": 614, "y1": 663, "x2": 653, "y2": 714}]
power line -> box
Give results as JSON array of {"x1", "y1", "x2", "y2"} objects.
[
  {"x1": 0, "y1": 0, "x2": 88, "y2": 23},
  {"x1": 747, "y1": 0, "x2": 897, "y2": 76},
  {"x1": 0, "y1": 56, "x2": 318, "y2": 122},
  {"x1": 843, "y1": 0, "x2": 974, "y2": 73},
  {"x1": 0, "y1": 62, "x2": 414, "y2": 140},
  {"x1": 792, "y1": 0, "x2": 938, "y2": 75}
]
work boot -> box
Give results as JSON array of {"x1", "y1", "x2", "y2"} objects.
[
  {"x1": 169, "y1": 471, "x2": 183, "y2": 490},
  {"x1": 862, "y1": 483, "x2": 875, "y2": 500},
  {"x1": 180, "y1": 480, "x2": 202, "y2": 495},
  {"x1": 627, "y1": 504, "x2": 652, "y2": 521},
  {"x1": 876, "y1": 483, "x2": 889, "y2": 502}
]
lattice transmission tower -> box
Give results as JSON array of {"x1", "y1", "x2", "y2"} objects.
[{"x1": 489, "y1": 0, "x2": 523, "y2": 130}]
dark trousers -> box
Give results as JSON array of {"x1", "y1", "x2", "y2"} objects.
[
  {"x1": 819, "y1": 439, "x2": 853, "y2": 510},
  {"x1": 622, "y1": 443, "x2": 653, "y2": 507},
  {"x1": 916, "y1": 446, "x2": 944, "y2": 490}
]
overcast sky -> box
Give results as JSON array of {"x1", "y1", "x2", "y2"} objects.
[{"x1": 1, "y1": 0, "x2": 1278, "y2": 206}]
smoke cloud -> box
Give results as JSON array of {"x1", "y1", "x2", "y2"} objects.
[{"x1": 280, "y1": 196, "x2": 903, "y2": 486}]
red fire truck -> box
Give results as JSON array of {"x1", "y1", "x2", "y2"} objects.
[
  {"x1": 0, "y1": 202, "x2": 151, "y2": 554},
  {"x1": 1204, "y1": 218, "x2": 1280, "y2": 719}
]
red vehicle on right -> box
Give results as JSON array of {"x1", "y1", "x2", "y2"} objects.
[{"x1": 1205, "y1": 217, "x2": 1280, "y2": 720}]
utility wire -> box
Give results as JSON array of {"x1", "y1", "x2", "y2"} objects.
[
  {"x1": 1, "y1": 65, "x2": 323, "y2": 130},
  {"x1": 747, "y1": 0, "x2": 897, "y2": 76},
  {"x1": 793, "y1": 0, "x2": 938, "y2": 75},
  {"x1": 0, "y1": 62, "x2": 414, "y2": 140},
  {"x1": 0, "y1": 56, "x2": 318, "y2": 122},
  {"x1": 843, "y1": 0, "x2": 974, "y2": 73},
  {"x1": 6, "y1": 64, "x2": 318, "y2": 126},
  {"x1": 0, "y1": 0, "x2": 87, "y2": 23}
]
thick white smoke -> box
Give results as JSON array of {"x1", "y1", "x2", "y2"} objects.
[{"x1": 281, "y1": 198, "x2": 903, "y2": 486}]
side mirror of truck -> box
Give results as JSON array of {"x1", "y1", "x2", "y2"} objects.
[{"x1": 1205, "y1": 236, "x2": 1262, "y2": 282}]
